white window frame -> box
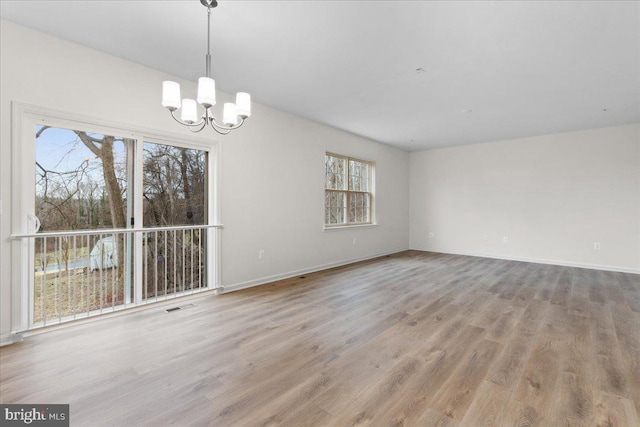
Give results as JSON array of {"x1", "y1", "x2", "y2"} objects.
[{"x1": 324, "y1": 152, "x2": 375, "y2": 228}]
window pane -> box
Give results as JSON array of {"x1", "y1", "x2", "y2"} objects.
[
  {"x1": 142, "y1": 143, "x2": 207, "y2": 300},
  {"x1": 349, "y1": 159, "x2": 369, "y2": 192},
  {"x1": 143, "y1": 142, "x2": 207, "y2": 227},
  {"x1": 325, "y1": 190, "x2": 346, "y2": 224},
  {"x1": 325, "y1": 155, "x2": 346, "y2": 190},
  {"x1": 349, "y1": 193, "x2": 356, "y2": 223},
  {"x1": 142, "y1": 143, "x2": 208, "y2": 300},
  {"x1": 34, "y1": 125, "x2": 131, "y2": 323},
  {"x1": 348, "y1": 193, "x2": 371, "y2": 223},
  {"x1": 363, "y1": 194, "x2": 371, "y2": 223},
  {"x1": 35, "y1": 125, "x2": 130, "y2": 232}
]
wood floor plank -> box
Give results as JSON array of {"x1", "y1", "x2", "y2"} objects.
[
  {"x1": 216, "y1": 371, "x2": 336, "y2": 427},
  {"x1": 460, "y1": 380, "x2": 512, "y2": 427},
  {"x1": 610, "y1": 303, "x2": 640, "y2": 416},
  {"x1": 333, "y1": 356, "x2": 423, "y2": 425},
  {"x1": 1, "y1": 251, "x2": 638, "y2": 426},
  {"x1": 468, "y1": 294, "x2": 507, "y2": 330},
  {"x1": 592, "y1": 391, "x2": 640, "y2": 427},
  {"x1": 590, "y1": 302, "x2": 630, "y2": 398},
  {"x1": 551, "y1": 312, "x2": 595, "y2": 426},
  {"x1": 311, "y1": 326, "x2": 423, "y2": 416},
  {"x1": 534, "y1": 265, "x2": 559, "y2": 302},
  {"x1": 602, "y1": 273, "x2": 628, "y2": 306},
  {"x1": 486, "y1": 299, "x2": 547, "y2": 388},
  {"x1": 416, "y1": 408, "x2": 459, "y2": 427},
  {"x1": 362, "y1": 325, "x2": 487, "y2": 426},
  {"x1": 624, "y1": 290, "x2": 640, "y2": 313},
  {"x1": 429, "y1": 339, "x2": 503, "y2": 421},
  {"x1": 569, "y1": 292, "x2": 592, "y2": 318},
  {"x1": 587, "y1": 271, "x2": 609, "y2": 305},
  {"x1": 550, "y1": 269, "x2": 573, "y2": 306},
  {"x1": 502, "y1": 305, "x2": 567, "y2": 425},
  {"x1": 484, "y1": 305, "x2": 525, "y2": 344}
]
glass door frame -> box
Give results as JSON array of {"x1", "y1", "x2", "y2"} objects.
[{"x1": 10, "y1": 102, "x2": 220, "y2": 333}]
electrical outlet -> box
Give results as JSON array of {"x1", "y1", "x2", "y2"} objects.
[
  {"x1": 428, "y1": 232, "x2": 434, "y2": 238},
  {"x1": 352, "y1": 238, "x2": 357, "y2": 245},
  {"x1": 483, "y1": 235, "x2": 488, "y2": 241},
  {"x1": 503, "y1": 236, "x2": 509, "y2": 244},
  {"x1": 594, "y1": 242, "x2": 601, "y2": 250},
  {"x1": 258, "y1": 250, "x2": 265, "y2": 259}
]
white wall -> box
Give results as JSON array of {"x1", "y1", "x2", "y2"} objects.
[
  {"x1": 0, "y1": 20, "x2": 410, "y2": 343},
  {"x1": 410, "y1": 124, "x2": 640, "y2": 272}
]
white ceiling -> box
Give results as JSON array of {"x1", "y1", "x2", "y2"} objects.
[{"x1": 1, "y1": 0, "x2": 639, "y2": 151}]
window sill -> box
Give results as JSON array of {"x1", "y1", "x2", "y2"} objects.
[{"x1": 324, "y1": 223, "x2": 378, "y2": 231}]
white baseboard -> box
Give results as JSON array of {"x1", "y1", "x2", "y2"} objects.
[
  {"x1": 222, "y1": 247, "x2": 410, "y2": 293},
  {"x1": 412, "y1": 247, "x2": 640, "y2": 275},
  {"x1": 0, "y1": 333, "x2": 23, "y2": 347}
]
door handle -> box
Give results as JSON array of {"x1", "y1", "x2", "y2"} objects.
[{"x1": 28, "y1": 214, "x2": 41, "y2": 233}]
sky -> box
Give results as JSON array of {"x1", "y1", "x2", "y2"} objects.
[{"x1": 35, "y1": 125, "x2": 127, "y2": 194}]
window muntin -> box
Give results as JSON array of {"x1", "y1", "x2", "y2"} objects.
[{"x1": 325, "y1": 153, "x2": 373, "y2": 226}]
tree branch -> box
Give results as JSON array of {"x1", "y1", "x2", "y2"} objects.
[
  {"x1": 75, "y1": 131, "x2": 102, "y2": 157},
  {"x1": 35, "y1": 126, "x2": 51, "y2": 139}
]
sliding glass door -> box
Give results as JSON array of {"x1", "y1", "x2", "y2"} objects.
[{"x1": 12, "y1": 108, "x2": 219, "y2": 331}]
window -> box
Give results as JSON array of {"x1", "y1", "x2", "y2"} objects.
[{"x1": 325, "y1": 153, "x2": 374, "y2": 226}]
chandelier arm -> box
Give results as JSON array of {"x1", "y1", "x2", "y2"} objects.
[
  {"x1": 205, "y1": 114, "x2": 231, "y2": 134},
  {"x1": 189, "y1": 120, "x2": 208, "y2": 133},
  {"x1": 210, "y1": 117, "x2": 246, "y2": 132},
  {"x1": 208, "y1": 123, "x2": 232, "y2": 135},
  {"x1": 170, "y1": 109, "x2": 206, "y2": 128}
]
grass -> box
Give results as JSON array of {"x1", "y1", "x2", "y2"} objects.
[
  {"x1": 32, "y1": 264, "x2": 205, "y2": 324},
  {"x1": 33, "y1": 268, "x2": 127, "y2": 324},
  {"x1": 32, "y1": 238, "x2": 206, "y2": 324},
  {"x1": 35, "y1": 246, "x2": 90, "y2": 272}
]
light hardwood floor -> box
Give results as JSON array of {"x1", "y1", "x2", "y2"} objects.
[{"x1": 1, "y1": 251, "x2": 639, "y2": 426}]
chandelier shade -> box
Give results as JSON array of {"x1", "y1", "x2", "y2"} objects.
[
  {"x1": 197, "y1": 77, "x2": 216, "y2": 108},
  {"x1": 223, "y1": 103, "x2": 238, "y2": 126},
  {"x1": 161, "y1": 81, "x2": 181, "y2": 110},
  {"x1": 181, "y1": 99, "x2": 198, "y2": 124},
  {"x1": 236, "y1": 92, "x2": 251, "y2": 118},
  {"x1": 161, "y1": 0, "x2": 251, "y2": 135}
]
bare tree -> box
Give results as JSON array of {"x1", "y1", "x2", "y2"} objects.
[
  {"x1": 141, "y1": 144, "x2": 206, "y2": 295},
  {"x1": 74, "y1": 133, "x2": 127, "y2": 229},
  {"x1": 35, "y1": 127, "x2": 208, "y2": 302}
]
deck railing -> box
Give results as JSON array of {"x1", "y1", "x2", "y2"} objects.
[{"x1": 12, "y1": 225, "x2": 221, "y2": 329}]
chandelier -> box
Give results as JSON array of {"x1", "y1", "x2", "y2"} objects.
[{"x1": 161, "y1": 0, "x2": 251, "y2": 135}]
